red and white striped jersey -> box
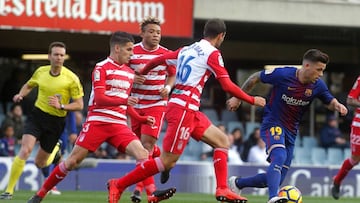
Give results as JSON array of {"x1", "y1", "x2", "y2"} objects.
[
  {"x1": 87, "y1": 57, "x2": 134, "y2": 126},
  {"x1": 164, "y1": 39, "x2": 230, "y2": 111},
  {"x1": 129, "y1": 43, "x2": 175, "y2": 109},
  {"x1": 349, "y1": 76, "x2": 360, "y2": 128}
]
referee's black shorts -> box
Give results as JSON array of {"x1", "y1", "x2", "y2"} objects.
[{"x1": 24, "y1": 107, "x2": 65, "y2": 153}]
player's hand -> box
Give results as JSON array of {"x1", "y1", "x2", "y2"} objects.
[
  {"x1": 146, "y1": 116, "x2": 155, "y2": 126},
  {"x1": 134, "y1": 74, "x2": 146, "y2": 84},
  {"x1": 254, "y1": 96, "x2": 266, "y2": 107},
  {"x1": 48, "y1": 95, "x2": 61, "y2": 109},
  {"x1": 336, "y1": 103, "x2": 348, "y2": 116},
  {"x1": 159, "y1": 85, "x2": 171, "y2": 98},
  {"x1": 226, "y1": 97, "x2": 241, "y2": 111},
  {"x1": 13, "y1": 94, "x2": 23, "y2": 103},
  {"x1": 127, "y1": 96, "x2": 139, "y2": 106}
]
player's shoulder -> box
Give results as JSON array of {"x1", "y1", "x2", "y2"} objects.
[{"x1": 35, "y1": 65, "x2": 51, "y2": 72}]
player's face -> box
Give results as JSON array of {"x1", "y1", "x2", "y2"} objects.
[
  {"x1": 214, "y1": 32, "x2": 226, "y2": 48},
  {"x1": 117, "y1": 42, "x2": 134, "y2": 64},
  {"x1": 306, "y1": 61, "x2": 326, "y2": 83},
  {"x1": 141, "y1": 23, "x2": 161, "y2": 49},
  {"x1": 49, "y1": 46, "x2": 66, "y2": 68}
]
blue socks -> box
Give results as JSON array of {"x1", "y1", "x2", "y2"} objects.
[{"x1": 235, "y1": 147, "x2": 287, "y2": 200}]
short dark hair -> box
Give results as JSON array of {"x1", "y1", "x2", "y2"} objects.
[
  {"x1": 48, "y1": 41, "x2": 66, "y2": 54},
  {"x1": 203, "y1": 18, "x2": 226, "y2": 38},
  {"x1": 109, "y1": 31, "x2": 135, "y2": 48},
  {"x1": 303, "y1": 49, "x2": 329, "y2": 64},
  {"x1": 140, "y1": 16, "x2": 161, "y2": 32}
]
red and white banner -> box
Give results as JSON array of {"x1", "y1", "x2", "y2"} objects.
[{"x1": 0, "y1": 0, "x2": 194, "y2": 37}]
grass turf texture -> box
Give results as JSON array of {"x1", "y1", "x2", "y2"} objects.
[{"x1": 8, "y1": 190, "x2": 360, "y2": 203}]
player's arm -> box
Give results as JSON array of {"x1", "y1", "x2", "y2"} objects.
[
  {"x1": 347, "y1": 77, "x2": 360, "y2": 108},
  {"x1": 127, "y1": 106, "x2": 155, "y2": 125},
  {"x1": 93, "y1": 67, "x2": 129, "y2": 106},
  {"x1": 13, "y1": 83, "x2": 34, "y2": 103},
  {"x1": 326, "y1": 98, "x2": 348, "y2": 116},
  {"x1": 241, "y1": 71, "x2": 262, "y2": 92},
  {"x1": 347, "y1": 97, "x2": 360, "y2": 108},
  {"x1": 58, "y1": 97, "x2": 84, "y2": 111},
  {"x1": 160, "y1": 73, "x2": 176, "y2": 98},
  {"x1": 139, "y1": 50, "x2": 180, "y2": 75}
]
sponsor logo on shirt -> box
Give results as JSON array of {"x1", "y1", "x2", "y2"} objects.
[{"x1": 281, "y1": 94, "x2": 310, "y2": 106}]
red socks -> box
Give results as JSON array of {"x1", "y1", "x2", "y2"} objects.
[
  {"x1": 116, "y1": 157, "x2": 163, "y2": 190},
  {"x1": 334, "y1": 158, "x2": 355, "y2": 185},
  {"x1": 213, "y1": 148, "x2": 228, "y2": 189},
  {"x1": 37, "y1": 162, "x2": 68, "y2": 198}
]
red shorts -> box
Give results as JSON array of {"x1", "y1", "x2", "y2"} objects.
[
  {"x1": 76, "y1": 121, "x2": 138, "y2": 153},
  {"x1": 350, "y1": 126, "x2": 360, "y2": 156},
  {"x1": 162, "y1": 103, "x2": 211, "y2": 154},
  {"x1": 130, "y1": 106, "x2": 166, "y2": 139}
]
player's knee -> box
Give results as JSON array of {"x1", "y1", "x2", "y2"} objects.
[
  {"x1": 270, "y1": 147, "x2": 287, "y2": 165},
  {"x1": 34, "y1": 160, "x2": 47, "y2": 168},
  {"x1": 351, "y1": 156, "x2": 360, "y2": 165}
]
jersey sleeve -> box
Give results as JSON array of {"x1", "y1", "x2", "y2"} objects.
[
  {"x1": 69, "y1": 74, "x2": 84, "y2": 99},
  {"x1": 316, "y1": 80, "x2": 334, "y2": 105},
  {"x1": 140, "y1": 49, "x2": 180, "y2": 75},
  {"x1": 206, "y1": 50, "x2": 229, "y2": 79},
  {"x1": 260, "y1": 68, "x2": 283, "y2": 85},
  {"x1": 27, "y1": 67, "x2": 40, "y2": 88},
  {"x1": 93, "y1": 66, "x2": 128, "y2": 106},
  {"x1": 348, "y1": 76, "x2": 360, "y2": 99}
]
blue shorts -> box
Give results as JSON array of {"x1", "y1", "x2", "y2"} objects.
[{"x1": 260, "y1": 123, "x2": 296, "y2": 167}]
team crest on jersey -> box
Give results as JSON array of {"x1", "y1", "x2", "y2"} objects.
[
  {"x1": 94, "y1": 70, "x2": 100, "y2": 81},
  {"x1": 218, "y1": 55, "x2": 224, "y2": 67},
  {"x1": 304, "y1": 89, "x2": 312, "y2": 97}
]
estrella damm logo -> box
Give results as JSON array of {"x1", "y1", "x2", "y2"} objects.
[
  {"x1": 270, "y1": 126, "x2": 282, "y2": 140},
  {"x1": 304, "y1": 89, "x2": 312, "y2": 97}
]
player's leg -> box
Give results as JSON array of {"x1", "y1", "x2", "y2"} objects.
[
  {"x1": 130, "y1": 116, "x2": 145, "y2": 202},
  {"x1": 29, "y1": 145, "x2": 89, "y2": 201},
  {"x1": 28, "y1": 122, "x2": 103, "y2": 202},
  {"x1": 199, "y1": 118, "x2": 247, "y2": 202},
  {"x1": 132, "y1": 109, "x2": 164, "y2": 202},
  {"x1": 110, "y1": 107, "x2": 185, "y2": 202},
  {"x1": 332, "y1": 127, "x2": 360, "y2": 199},
  {"x1": 0, "y1": 134, "x2": 37, "y2": 199}
]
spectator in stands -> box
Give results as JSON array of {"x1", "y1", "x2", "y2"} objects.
[
  {"x1": 231, "y1": 127, "x2": 244, "y2": 155},
  {"x1": 1, "y1": 103, "x2": 25, "y2": 141},
  {"x1": 241, "y1": 127, "x2": 261, "y2": 161},
  {"x1": 227, "y1": 133, "x2": 244, "y2": 164},
  {"x1": 247, "y1": 138, "x2": 268, "y2": 165},
  {"x1": 319, "y1": 114, "x2": 349, "y2": 149},
  {"x1": 0, "y1": 123, "x2": 16, "y2": 156}
]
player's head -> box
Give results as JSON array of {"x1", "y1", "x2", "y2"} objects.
[
  {"x1": 301, "y1": 49, "x2": 329, "y2": 83},
  {"x1": 140, "y1": 16, "x2": 161, "y2": 49},
  {"x1": 109, "y1": 31, "x2": 135, "y2": 64},
  {"x1": 48, "y1": 41, "x2": 66, "y2": 68},
  {"x1": 203, "y1": 18, "x2": 227, "y2": 48}
]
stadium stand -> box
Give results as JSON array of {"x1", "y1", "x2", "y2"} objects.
[
  {"x1": 311, "y1": 147, "x2": 327, "y2": 166},
  {"x1": 327, "y1": 147, "x2": 344, "y2": 165}
]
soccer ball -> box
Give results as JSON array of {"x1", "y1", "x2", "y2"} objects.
[{"x1": 278, "y1": 185, "x2": 303, "y2": 203}]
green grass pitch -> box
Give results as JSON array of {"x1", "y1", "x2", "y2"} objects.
[{"x1": 8, "y1": 190, "x2": 360, "y2": 203}]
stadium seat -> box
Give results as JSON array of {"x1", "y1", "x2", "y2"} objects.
[
  {"x1": 201, "y1": 108, "x2": 219, "y2": 123},
  {"x1": 293, "y1": 147, "x2": 312, "y2": 165},
  {"x1": 311, "y1": 147, "x2": 327, "y2": 166},
  {"x1": 221, "y1": 110, "x2": 238, "y2": 123},
  {"x1": 327, "y1": 147, "x2": 344, "y2": 165},
  {"x1": 343, "y1": 147, "x2": 351, "y2": 160},
  {"x1": 180, "y1": 139, "x2": 204, "y2": 161},
  {"x1": 301, "y1": 136, "x2": 318, "y2": 149}
]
